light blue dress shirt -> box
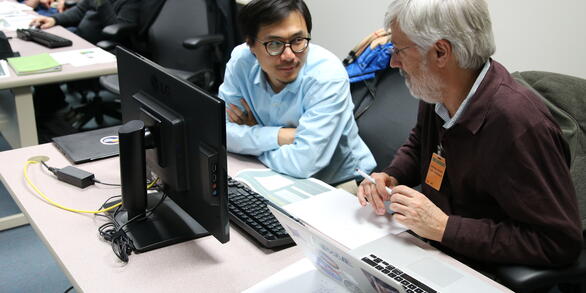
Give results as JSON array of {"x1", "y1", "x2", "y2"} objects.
[{"x1": 219, "y1": 43, "x2": 376, "y2": 184}]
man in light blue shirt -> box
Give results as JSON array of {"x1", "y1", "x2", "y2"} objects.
[{"x1": 219, "y1": 0, "x2": 375, "y2": 187}]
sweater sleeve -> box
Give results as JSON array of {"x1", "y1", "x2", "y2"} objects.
[
  {"x1": 52, "y1": 0, "x2": 92, "y2": 27},
  {"x1": 96, "y1": 0, "x2": 139, "y2": 26}
]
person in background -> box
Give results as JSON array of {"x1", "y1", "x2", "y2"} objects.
[
  {"x1": 21, "y1": 0, "x2": 72, "y2": 16},
  {"x1": 219, "y1": 0, "x2": 376, "y2": 192},
  {"x1": 358, "y1": 0, "x2": 582, "y2": 267},
  {"x1": 30, "y1": 0, "x2": 139, "y2": 44},
  {"x1": 27, "y1": 0, "x2": 139, "y2": 142}
]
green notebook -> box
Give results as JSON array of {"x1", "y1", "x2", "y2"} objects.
[{"x1": 7, "y1": 53, "x2": 62, "y2": 75}]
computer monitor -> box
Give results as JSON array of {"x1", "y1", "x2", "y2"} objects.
[{"x1": 114, "y1": 47, "x2": 229, "y2": 253}]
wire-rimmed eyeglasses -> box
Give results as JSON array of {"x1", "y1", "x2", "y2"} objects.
[{"x1": 389, "y1": 45, "x2": 417, "y2": 57}]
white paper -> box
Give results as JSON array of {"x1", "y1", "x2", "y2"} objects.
[
  {"x1": 0, "y1": 13, "x2": 35, "y2": 31},
  {"x1": 242, "y1": 258, "x2": 345, "y2": 293},
  {"x1": 50, "y1": 48, "x2": 116, "y2": 67},
  {"x1": 0, "y1": 3, "x2": 33, "y2": 15},
  {"x1": 284, "y1": 189, "x2": 407, "y2": 249},
  {"x1": 0, "y1": 60, "x2": 10, "y2": 78},
  {"x1": 255, "y1": 174, "x2": 293, "y2": 191}
]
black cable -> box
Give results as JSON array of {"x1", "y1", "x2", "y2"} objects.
[
  {"x1": 97, "y1": 192, "x2": 167, "y2": 263},
  {"x1": 41, "y1": 161, "x2": 159, "y2": 190},
  {"x1": 64, "y1": 286, "x2": 74, "y2": 293},
  {"x1": 94, "y1": 195, "x2": 122, "y2": 220},
  {"x1": 93, "y1": 179, "x2": 121, "y2": 187},
  {"x1": 40, "y1": 160, "x2": 58, "y2": 175}
]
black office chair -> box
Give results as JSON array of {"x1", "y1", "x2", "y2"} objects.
[
  {"x1": 98, "y1": 0, "x2": 240, "y2": 96},
  {"x1": 492, "y1": 71, "x2": 586, "y2": 293},
  {"x1": 351, "y1": 66, "x2": 419, "y2": 171},
  {"x1": 64, "y1": 0, "x2": 167, "y2": 130}
]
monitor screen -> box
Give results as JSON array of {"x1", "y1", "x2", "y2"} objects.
[{"x1": 114, "y1": 47, "x2": 229, "y2": 253}]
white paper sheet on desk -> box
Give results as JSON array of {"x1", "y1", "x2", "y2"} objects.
[
  {"x1": 50, "y1": 48, "x2": 116, "y2": 67},
  {"x1": 0, "y1": 13, "x2": 35, "y2": 31},
  {"x1": 283, "y1": 189, "x2": 407, "y2": 250},
  {"x1": 0, "y1": 60, "x2": 10, "y2": 78},
  {"x1": 255, "y1": 174, "x2": 293, "y2": 191},
  {"x1": 0, "y1": 3, "x2": 33, "y2": 15}
]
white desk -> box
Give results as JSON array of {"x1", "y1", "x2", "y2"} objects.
[
  {"x1": 0, "y1": 26, "x2": 117, "y2": 149},
  {"x1": 0, "y1": 143, "x2": 512, "y2": 292},
  {"x1": 0, "y1": 143, "x2": 303, "y2": 292}
]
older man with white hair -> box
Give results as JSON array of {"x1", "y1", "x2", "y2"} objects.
[{"x1": 358, "y1": 0, "x2": 582, "y2": 267}]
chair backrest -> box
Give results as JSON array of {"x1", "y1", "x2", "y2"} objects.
[
  {"x1": 144, "y1": 0, "x2": 238, "y2": 91},
  {"x1": 147, "y1": 0, "x2": 214, "y2": 71},
  {"x1": 351, "y1": 67, "x2": 419, "y2": 171},
  {"x1": 513, "y1": 71, "x2": 586, "y2": 229}
]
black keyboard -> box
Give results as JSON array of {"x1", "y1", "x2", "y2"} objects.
[
  {"x1": 362, "y1": 254, "x2": 437, "y2": 293},
  {"x1": 16, "y1": 29, "x2": 72, "y2": 48},
  {"x1": 227, "y1": 177, "x2": 293, "y2": 248}
]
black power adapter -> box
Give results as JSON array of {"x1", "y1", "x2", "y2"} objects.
[{"x1": 56, "y1": 166, "x2": 95, "y2": 188}]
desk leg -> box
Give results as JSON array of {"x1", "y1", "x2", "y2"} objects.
[
  {"x1": 0, "y1": 86, "x2": 39, "y2": 148},
  {"x1": 0, "y1": 213, "x2": 28, "y2": 231}
]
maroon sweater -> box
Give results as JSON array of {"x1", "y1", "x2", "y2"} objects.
[{"x1": 384, "y1": 60, "x2": 583, "y2": 266}]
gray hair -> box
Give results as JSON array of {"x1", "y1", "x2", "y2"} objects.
[{"x1": 384, "y1": 0, "x2": 495, "y2": 69}]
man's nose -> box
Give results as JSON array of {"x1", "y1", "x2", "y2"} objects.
[
  {"x1": 280, "y1": 45, "x2": 295, "y2": 61},
  {"x1": 390, "y1": 53, "x2": 400, "y2": 68}
]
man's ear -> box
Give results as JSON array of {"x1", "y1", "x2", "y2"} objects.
[
  {"x1": 246, "y1": 37, "x2": 257, "y2": 57},
  {"x1": 433, "y1": 39, "x2": 451, "y2": 67}
]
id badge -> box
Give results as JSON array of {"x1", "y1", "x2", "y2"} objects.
[{"x1": 425, "y1": 152, "x2": 446, "y2": 191}]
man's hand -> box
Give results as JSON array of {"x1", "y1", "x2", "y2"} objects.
[
  {"x1": 357, "y1": 172, "x2": 398, "y2": 215},
  {"x1": 39, "y1": 0, "x2": 64, "y2": 11},
  {"x1": 30, "y1": 16, "x2": 56, "y2": 29},
  {"x1": 227, "y1": 98, "x2": 257, "y2": 126},
  {"x1": 39, "y1": 0, "x2": 52, "y2": 8},
  {"x1": 278, "y1": 128, "x2": 296, "y2": 145},
  {"x1": 389, "y1": 185, "x2": 448, "y2": 242},
  {"x1": 24, "y1": 0, "x2": 41, "y2": 8}
]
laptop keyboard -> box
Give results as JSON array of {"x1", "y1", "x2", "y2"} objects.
[
  {"x1": 362, "y1": 254, "x2": 437, "y2": 293},
  {"x1": 227, "y1": 177, "x2": 293, "y2": 248}
]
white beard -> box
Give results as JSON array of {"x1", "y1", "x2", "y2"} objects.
[{"x1": 400, "y1": 63, "x2": 442, "y2": 104}]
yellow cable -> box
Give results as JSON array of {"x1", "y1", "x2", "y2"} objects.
[
  {"x1": 24, "y1": 160, "x2": 121, "y2": 214},
  {"x1": 147, "y1": 177, "x2": 159, "y2": 189}
]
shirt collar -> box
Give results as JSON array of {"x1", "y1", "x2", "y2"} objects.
[{"x1": 435, "y1": 60, "x2": 491, "y2": 129}]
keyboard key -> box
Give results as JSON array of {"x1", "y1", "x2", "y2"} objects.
[{"x1": 362, "y1": 257, "x2": 378, "y2": 267}]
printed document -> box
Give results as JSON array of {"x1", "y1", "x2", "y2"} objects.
[{"x1": 50, "y1": 48, "x2": 116, "y2": 67}]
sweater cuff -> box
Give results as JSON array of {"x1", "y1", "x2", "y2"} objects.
[
  {"x1": 441, "y1": 214, "x2": 462, "y2": 247},
  {"x1": 383, "y1": 166, "x2": 406, "y2": 184},
  {"x1": 51, "y1": 16, "x2": 60, "y2": 26}
]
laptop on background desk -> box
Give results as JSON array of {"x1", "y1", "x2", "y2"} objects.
[{"x1": 52, "y1": 125, "x2": 120, "y2": 164}]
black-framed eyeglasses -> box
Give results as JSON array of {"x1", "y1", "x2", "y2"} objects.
[{"x1": 256, "y1": 37, "x2": 311, "y2": 56}]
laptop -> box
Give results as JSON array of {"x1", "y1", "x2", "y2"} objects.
[
  {"x1": 269, "y1": 204, "x2": 507, "y2": 293},
  {"x1": 269, "y1": 205, "x2": 406, "y2": 293},
  {"x1": 52, "y1": 125, "x2": 121, "y2": 164}
]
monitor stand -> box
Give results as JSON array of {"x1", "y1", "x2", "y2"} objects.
[
  {"x1": 108, "y1": 192, "x2": 209, "y2": 253},
  {"x1": 114, "y1": 120, "x2": 210, "y2": 253}
]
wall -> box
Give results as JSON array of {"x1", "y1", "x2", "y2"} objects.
[{"x1": 305, "y1": 0, "x2": 586, "y2": 79}]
